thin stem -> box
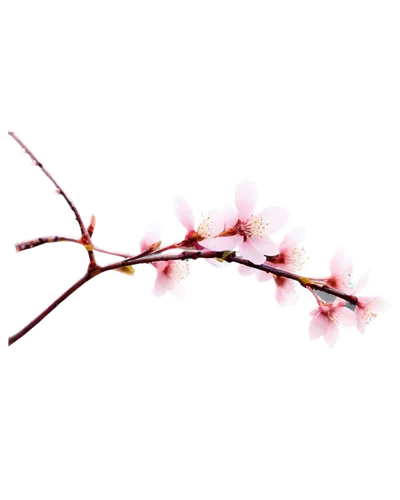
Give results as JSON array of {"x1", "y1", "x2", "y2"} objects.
[
  {"x1": 8, "y1": 132, "x2": 97, "y2": 270},
  {"x1": 15, "y1": 236, "x2": 80, "y2": 253},
  {"x1": 103, "y1": 250, "x2": 359, "y2": 305},
  {"x1": 94, "y1": 243, "x2": 176, "y2": 264},
  {"x1": 226, "y1": 255, "x2": 357, "y2": 305},
  {"x1": 8, "y1": 271, "x2": 96, "y2": 346},
  {"x1": 101, "y1": 250, "x2": 224, "y2": 273}
]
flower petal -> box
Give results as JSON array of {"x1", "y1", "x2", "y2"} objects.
[
  {"x1": 280, "y1": 226, "x2": 306, "y2": 250},
  {"x1": 367, "y1": 296, "x2": 392, "y2": 314},
  {"x1": 309, "y1": 313, "x2": 326, "y2": 341},
  {"x1": 239, "y1": 240, "x2": 265, "y2": 265},
  {"x1": 203, "y1": 259, "x2": 226, "y2": 271},
  {"x1": 175, "y1": 196, "x2": 195, "y2": 231},
  {"x1": 329, "y1": 248, "x2": 353, "y2": 276},
  {"x1": 153, "y1": 261, "x2": 169, "y2": 272},
  {"x1": 355, "y1": 308, "x2": 367, "y2": 334},
  {"x1": 260, "y1": 207, "x2": 289, "y2": 234},
  {"x1": 170, "y1": 283, "x2": 186, "y2": 300},
  {"x1": 251, "y1": 235, "x2": 279, "y2": 256},
  {"x1": 140, "y1": 222, "x2": 162, "y2": 252},
  {"x1": 355, "y1": 271, "x2": 370, "y2": 293},
  {"x1": 224, "y1": 205, "x2": 239, "y2": 229},
  {"x1": 336, "y1": 307, "x2": 355, "y2": 327},
  {"x1": 256, "y1": 270, "x2": 272, "y2": 282},
  {"x1": 201, "y1": 234, "x2": 242, "y2": 251},
  {"x1": 323, "y1": 321, "x2": 340, "y2": 347},
  {"x1": 152, "y1": 273, "x2": 170, "y2": 297},
  {"x1": 276, "y1": 280, "x2": 299, "y2": 307},
  {"x1": 307, "y1": 308, "x2": 340, "y2": 345},
  {"x1": 235, "y1": 180, "x2": 257, "y2": 220},
  {"x1": 238, "y1": 264, "x2": 255, "y2": 277}
]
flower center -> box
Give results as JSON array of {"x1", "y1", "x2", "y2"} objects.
[
  {"x1": 362, "y1": 307, "x2": 377, "y2": 325},
  {"x1": 237, "y1": 214, "x2": 266, "y2": 240},
  {"x1": 289, "y1": 246, "x2": 307, "y2": 271},
  {"x1": 167, "y1": 261, "x2": 190, "y2": 282},
  {"x1": 196, "y1": 214, "x2": 215, "y2": 239}
]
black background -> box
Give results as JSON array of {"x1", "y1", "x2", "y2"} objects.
[{"x1": 0, "y1": 51, "x2": 399, "y2": 356}]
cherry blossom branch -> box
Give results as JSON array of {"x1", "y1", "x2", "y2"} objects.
[
  {"x1": 8, "y1": 271, "x2": 95, "y2": 347},
  {"x1": 8, "y1": 132, "x2": 97, "y2": 270},
  {"x1": 6, "y1": 130, "x2": 362, "y2": 348},
  {"x1": 9, "y1": 247, "x2": 359, "y2": 346},
  {"x1": 108, "y1": 250, "x2": 359, "y2": 305},
  {"x1": 225, "y1": 255, "x2": 357, "y2": 305}
]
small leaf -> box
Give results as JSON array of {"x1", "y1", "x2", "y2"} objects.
[
  {"x1": 115, "y1": 266, "x2": 138, "y2": 278},
  {"x1": 85, "y1": 244, "x2": 94, "y2": 251}
]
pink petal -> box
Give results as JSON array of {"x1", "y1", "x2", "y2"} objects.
[
  {"x1": 329, "y1": 248, "x2": 353, "y2": 276},
  {"x1": 256, "y1": 270, "x2": 272, "y2": 282},
  {"x1": 260, "y1": 207, "x2": 289, "y2": 234},
  {"x1": 224, "y1": 205, "x2": 239, "y2": 229},
  {"x1": 175, "y1": 196, "x2": 195, "y2": 231},
  {"x1": 170, "y1": 283, "x2": 186, "y2": 300},
  {"x1": 251, "y1": 235, "x2": 279, "y2": 256},
  {"x1": 207, "y1": 209, "x2": 225, "y2": 235},
  {"x1": 336, "y1": 307, "x2": 355, "y2": 327},
  {"x1": 238, "y1": 264, "x2": 255, "y2": 277},
  {"x1": 306, "y1": 308, "x2": 328, "y2": 342},
  {"x1": 366, "y1": 296, "x2": 392, "y2": 314},
  {"x1": 153, "y1": 261, "x2": 169, "y2": 272},
  {"x1": 280, "y1": 226, "x2": 306, "y2": 250},
  {"x1": 205, "y1": 258, "x2": 225, "y2": 268},
  {"x1": 235, "y1": 180, "x2": 257, "y2": 220},
  {"x1": 152, "y1": 273, "x2": 171, "y2": 297},
  {"x1": 332, "y1": 298, "x2": 347, "y2": 308},
  {"x1": 323, "y1": 321, "x2": 340, "y2": 347},
  {"x1": 355, "y1": 308, "x2": 367, "y2": 334},
  {"x1": 239, "y1": 240, "x2": 265, "y2": 265},
  {"x1": 140, "y1": 222, "x2": 162, "y2": 252},
  {"x1": 275, "y1": 280, "x2": 299, "y2": 307},
  {"x1": 307, "y1": 308, "x2": 340, "y2": 345},
  {"x1": 355, "y1": 271, "x2": 370, "y2": 293},
  {"x1": 201, "y1": 234, "x2": 242, "y2": 251}
]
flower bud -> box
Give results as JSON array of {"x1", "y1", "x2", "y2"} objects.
[{"x1": 115, "y1": 266, "x2": 138, "y2": 279}]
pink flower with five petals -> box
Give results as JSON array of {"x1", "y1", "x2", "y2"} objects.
[
  {"x1": 321, "y1": 248, "x2": 354, "y2": 292},
  {"x1": 237, "y1": 231, "x2": 306, "y2": 307},
  {"x1": 353, "y1": 271, "x2": 391, "y2": 334},
  {"x1": 139, "y1": 223, "x2": 190, "y2": 298},
  {"x1": 309, "y1": 298, "x2": 355, "y2": 347},
  {"x1": 201, "y1": 180, "x2": 288, "y2": 265},
  {"x1": 175, "y1": 195, "x2": 226, "y2": 271}
]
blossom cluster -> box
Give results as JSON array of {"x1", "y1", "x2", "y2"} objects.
[{"x1": 140, "y1": 180, "x2": 390, "y2": 348}]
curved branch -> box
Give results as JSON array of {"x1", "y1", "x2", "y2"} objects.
[
  {"x1": 8, "y1": 271, "x2": 96, "y2": 346},
  {"x1": 8, "y1": 132, "x2": 97, "y2": 270}
]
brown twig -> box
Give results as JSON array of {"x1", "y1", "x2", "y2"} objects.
[
  {"x1": 8, "y1": 271, "x2": 95, "y2": 346},
  {"x1": 6, "y1": 130, "x2": 98, "y2": 268}
]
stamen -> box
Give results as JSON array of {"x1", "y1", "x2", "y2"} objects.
[{"x1": 167, "y1": 261, "x2": 190, "y2": 282}]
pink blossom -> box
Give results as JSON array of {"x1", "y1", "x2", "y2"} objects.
[
  {"x1": 238, "y1": 266, "x2": 299, "y2": 307},
  {"x1": 268, "y1": 227, "x2": 307, "y2": 272},
  {"x1": 340, "y1": 272, "x2": 393, "y2": 335},
  {"x1": 354, "y1": 296, "x2": 391, "y2": 334},
  {"x1": 201, "y1": 180, "x2": 288, "y2": 265},
  {"x1": 312, "y1": 247, "x2": 353, "y2": 293},
  {"x1": 175, "y1": 195, "x2": 226, "y2": 271},
  {"x1": 237, "y1": 230, "x2": 306, "y2": 307},
  {"x1": 152, "y1": 260, "x2": 190, "y2": 299},
  {"x1": 140, "y1": 222, "x2": 162, "y2": 252},
  {"x1": 309, "y1": 298, "x2": 355, "y2": 347},
  {"x1": 139, "y1": 222, "x2": 189, "y2": 298}
]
